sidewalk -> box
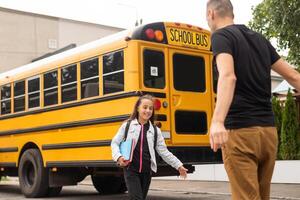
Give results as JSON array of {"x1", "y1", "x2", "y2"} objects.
[{"x1": 150, "y1": 179, "x2": 300, "y2": 200}]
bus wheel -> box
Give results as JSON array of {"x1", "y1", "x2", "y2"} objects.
[
  {"x1": 47, "y1": 186, "x2": 63, "y2": 197},
  {"x1": 91, "y1": 175, "x2": 127, "y2": 194},
  {"x1": 18, "y1": 149, "x2": 49, "y2": 198}
]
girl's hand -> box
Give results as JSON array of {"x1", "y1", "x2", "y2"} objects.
[
  {"x1": 117, "y1": 156, "x2": 130, "y2": 167},
  {"x1": 178, "y1": 166, "x2": 188, "y2": 179}
]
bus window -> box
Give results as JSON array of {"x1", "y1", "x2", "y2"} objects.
[
  {"x1": 80, "y1": 58, "x2": 99, "y2": 99},
  {"x1": 14, "y1": 80, "x2": 25, "y2": 112},
  {"x1": 44, "y1": 70, "x2": 58, "y2": 106},
  {"x1": 103, "y1": 51, "x2": 124, "y2": 95},
  {"x1": 0, "y1": 84, "x2": 11, "y2": 115},
  {"x1": 173, "y1": 54, "x2": 205, "y2": 92},
  {"x1": 175, "y1": 111, "x2": 207, "y2": 134},
  {"x1": 143, "y1": 49, "x2": 165, "y2": 89},
  {"x1": 28, "y1": 77, "x2": 40, "y2": 109},
  {"x1": 61, "y1": 64, "x2": 77, "y2": 103}
]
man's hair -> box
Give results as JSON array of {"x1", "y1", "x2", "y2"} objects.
[{"x1": 207, "y1": 0, "x2": 234, "y2": 18}]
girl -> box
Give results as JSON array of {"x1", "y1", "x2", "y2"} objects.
[{"x1": 111, "y1": 94, "x2": 188, "y2": 200}]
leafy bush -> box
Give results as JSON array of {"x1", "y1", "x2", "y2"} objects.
[
  {"x1": 272, "y1": 96, "x2": 283, "y2": 159},
  {"x1": 279, "y1": 89, "x2": 299, "y2": 159}
]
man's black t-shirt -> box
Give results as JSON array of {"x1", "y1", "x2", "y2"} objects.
[{"x1": 211, "y1": 24, "x2": 280, "y2": 129}]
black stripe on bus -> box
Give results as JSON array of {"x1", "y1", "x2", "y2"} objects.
[
  {"x1": 0, "y1": 147, "x2": 18, "y2": 153},
  {"x1": 0, "y1": 114, "x2": 130, "y2": 136},
  {"x1": 0, "y1": 162, "x2": 16, "y2": 167},
  {"x1": 140, "y1": 91, "x2": 166, "y2": 98},
  {"x1": 0, "y1": 91, "x2": 139, "y2": 121},
  {"x1": 42, "y1": 140, "x2": 111, "y2": 150},
  {"x1": 46, "y1": 160, "x2": 116, "y2": 168},
  {"x1": 0, "y1": 91, "x2": 166, "y2": 120},
  {"x1": 156, "y1": 114, "x2": 167, "y2": 121}
]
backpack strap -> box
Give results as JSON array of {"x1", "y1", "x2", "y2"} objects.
[
  {"x1": 153, "y1": 124, "x2": 158, "y2": 149},
  {"x1": 124, "y1": 120, "x2": 157, "y2": 147},
  {"x1": 124, "y1": 120, "x2": 131, "y2": 141},
  {"x1": 153, "y1": 124, "x2": 160, "y2": 163}
]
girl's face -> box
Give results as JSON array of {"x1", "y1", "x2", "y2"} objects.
[{"x1": 138, "y1": 99, "x2": 153, "y2": 122}]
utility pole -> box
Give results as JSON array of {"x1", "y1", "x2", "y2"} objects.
[{"x1": 118, "y1": 3, "x2": 141, "y2": 26}]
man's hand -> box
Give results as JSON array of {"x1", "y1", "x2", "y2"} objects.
[
  {"x1": 117, "y1": 156, "x2": 130, "y2": 167},
  {"x1": 209, "y1": 121, "x2": 228, "y2": 152}
]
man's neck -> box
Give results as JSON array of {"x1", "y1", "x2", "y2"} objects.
[{"x1": 215, "y1": 18, "x2": 234, "y2": 31}]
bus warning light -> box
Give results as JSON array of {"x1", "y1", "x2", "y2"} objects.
[
  {"x1": 154, "y1": 30, "x2": 164, "y2": 42},
  {"x1": 145, "y1": 28, "x2": 155, "y2": 40}
]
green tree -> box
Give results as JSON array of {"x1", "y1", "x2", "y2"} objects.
[
  {"x1": 279, "y1": 89, "x2": 299, "y2": 159},
  {"x1": 249, "y1": 0, "x2": 300, "y2": 68},
  {"x1": 272, "y1": 96, "x2": 282, "y2": 158}
]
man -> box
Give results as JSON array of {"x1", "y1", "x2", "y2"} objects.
[{"x1": 206, "y1": 0, "x2": 300, "y2": 199}]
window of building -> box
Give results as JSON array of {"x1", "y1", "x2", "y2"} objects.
[
  {"x1": 44, "y1": 70, "x2": 58, "y2": 106},
  {"x1": 28, "y1": 76, "x2": 40, "y2": 109},
  {"x1": 1, "y1": 84, "x2": 11, "y2": 115},
  {"x1": 103, "y1": 51, "x2": 124, "y2": 95},
  {"x1": 143, "y1": 49, "x2": 165, "y2": 89},
  {"x1": 80, "y1": 58, "x2": 99, "y2": 99},
  {"x1": 14, "y1": 80, "x2": 25, "y2": 112},
  {"x1": 173, "y1": 54, "x2": 206, "y2": 92},
  {"x1": 61, "y1": 64, "x2": 77, "y2": 103}
]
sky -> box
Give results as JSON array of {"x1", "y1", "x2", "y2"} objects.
[{"x1": 0, "y1": 0, "x2": 263, "y2": 29}]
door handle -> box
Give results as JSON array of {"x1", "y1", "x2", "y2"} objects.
[{"x1": 172, "y1": 95, "x2": 181, "y2": 106}]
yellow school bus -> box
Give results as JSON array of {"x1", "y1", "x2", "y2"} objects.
[{"x1": 0, "y1": 22, "x2": 220, "y2": 197}]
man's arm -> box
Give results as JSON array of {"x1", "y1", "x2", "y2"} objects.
[
  {"x1": 210, "y1": 53, "x2": 236, "y2": 152},
  {"x1": 271, "y1": 58, "x2": 300, "y2": 92}
]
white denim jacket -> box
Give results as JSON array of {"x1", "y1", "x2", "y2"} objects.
[{"x1": 111, "y1": 118, "x2": 183, "y2": 173}]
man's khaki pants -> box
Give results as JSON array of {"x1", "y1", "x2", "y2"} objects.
[{"x1": 222, "y1": 126, "x2": 278, "y2": 200}]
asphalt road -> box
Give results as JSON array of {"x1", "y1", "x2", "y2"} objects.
[{"x1": 0, "y1": 181, "x2": 229, "y2": 200}]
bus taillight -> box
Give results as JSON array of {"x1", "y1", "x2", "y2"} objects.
[
  {"x1": 153, "y1": 99, "x2": 161, "y2": 110},
  {"x1": 155, "y1": 121, "x2": 162, "y2": 128}
]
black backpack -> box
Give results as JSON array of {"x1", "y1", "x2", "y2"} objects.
[{"x1": 123, "y1": 120, "x2": 158, "y2": 149}]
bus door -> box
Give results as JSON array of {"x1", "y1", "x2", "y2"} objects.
[
  {"x1": 140, "y1": 45, "x2": 172, "y2": 138},
  {"x1": 168, "y1": 49, "x2": 212, "y2": 145}
]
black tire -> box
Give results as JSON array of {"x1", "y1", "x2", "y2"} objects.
[
  {"x1": 18, "y1": 149, "x2": 49, "y2": 198},
  {"x1": 47, "y1": 186, "x2": 63, "y2": 197},
  {"x1": 91, "y1": 175, "x2": 127, "y2": 195}
]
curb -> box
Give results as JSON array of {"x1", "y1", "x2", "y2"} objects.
[{"x1": 78, "y1": 183, "x2": 300, "y2": 200}]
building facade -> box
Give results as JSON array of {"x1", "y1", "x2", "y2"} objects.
[{"x1": 0, "y1": 7, "x2": 123, "y2": 73}]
